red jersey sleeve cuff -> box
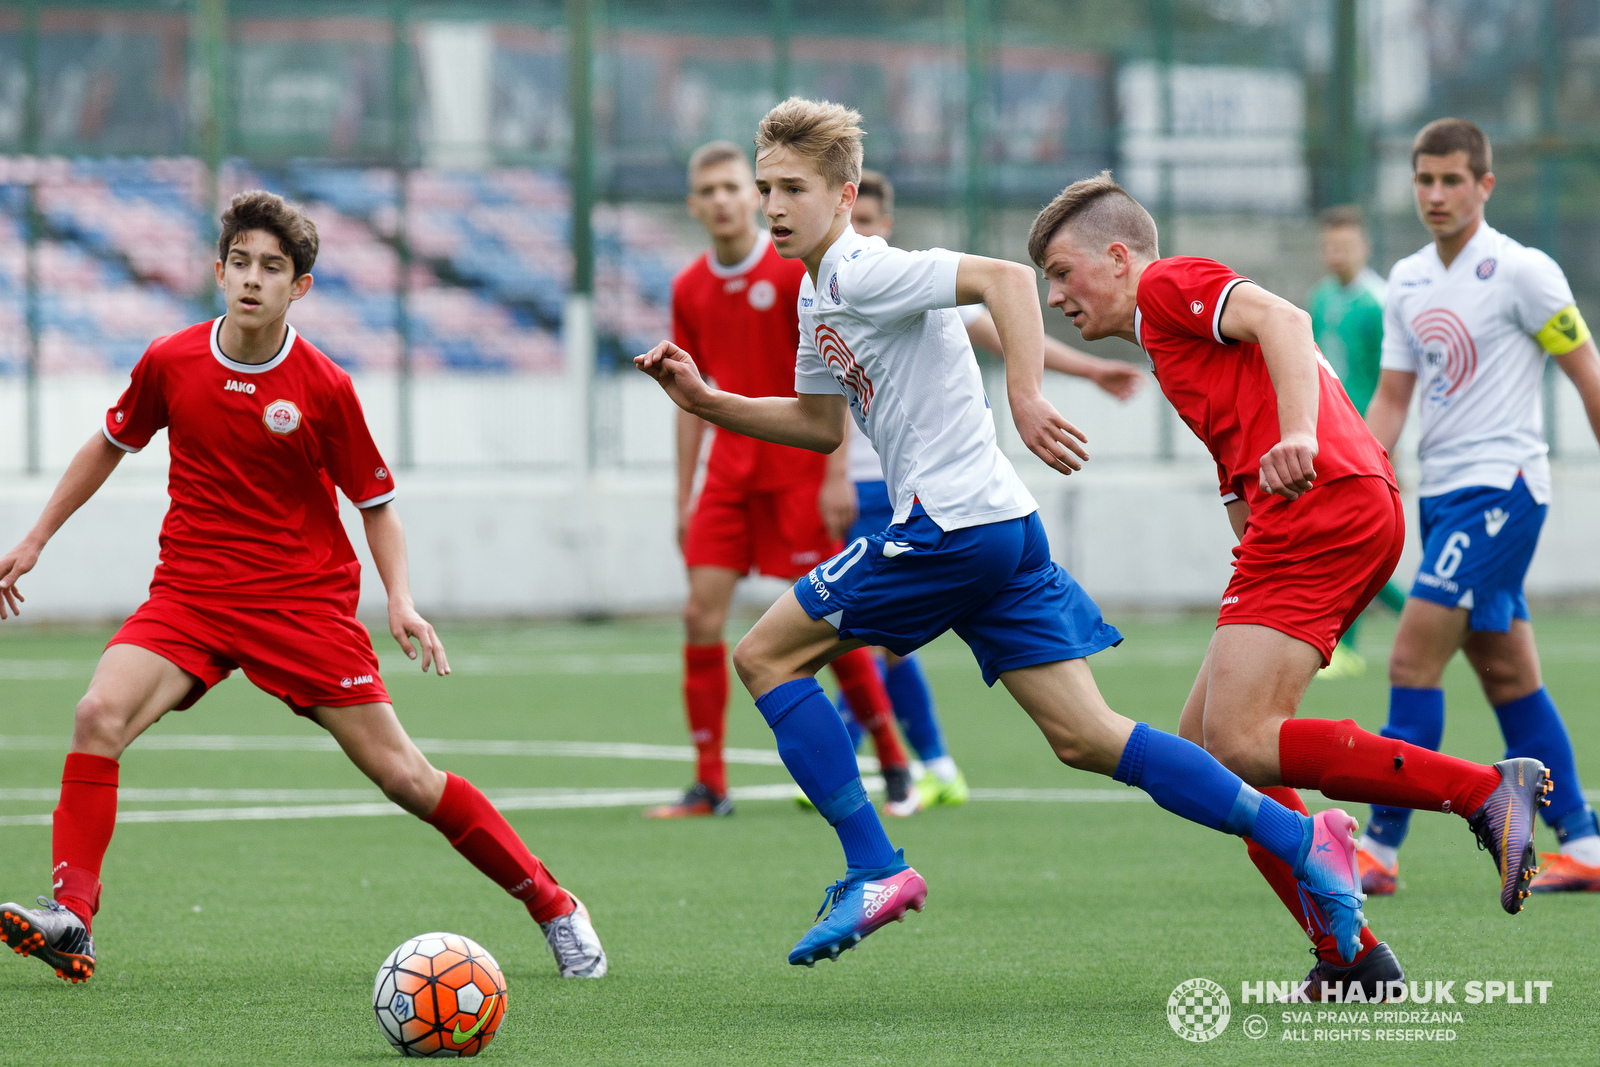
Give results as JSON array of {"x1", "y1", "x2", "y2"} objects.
[
  {"x1": 101, "y1": 423, "x2": 142, "y2": 454},
  {"x1": 352, "y1": 489, "x2": 397, "y2": 509},
  {"x1": 1212, "y1": 277, "x2": 1251, "y2": 343}
]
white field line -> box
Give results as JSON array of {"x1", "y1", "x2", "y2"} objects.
[
  {"x1": 0, "y1": 734, "x2": 797, "y2": 768},
  {"x1": 0, "y1": 781, "x2": 1162, "y2": 828}
]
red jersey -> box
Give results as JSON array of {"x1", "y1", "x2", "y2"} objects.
[
  {"x1": 104, "y1": 318, "x2": 394, "y2": 612},
  {"x1": 672, "y1": 232, "x2": 825, "y2": 491},
  {"x1": 1136, "y1": 257, "x2": 1394, "y2": 510}
]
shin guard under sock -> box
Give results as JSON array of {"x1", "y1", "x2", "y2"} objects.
[
  {"x1": 1245, "y1": 786, "x2": 1377, "y2": 964},
  {"x1": 52, "y1": 753, "x2": 120, "y2": 931},
  {"x1": 884, "y1": 655, "x2": 947, "y2": 761},
  {"x1": 682, "y1": 643, "x2": 729, "y2": 796},
  {"x1": 829, "y1": 648, "x2": 909, "y2": 770},
  {"x1": 1367, "y1": 687, "x2": 1447, "y2": 849},
  {"x1": 1112, "y1": 723, "x2": 1311, "y2": 869},
  {"x1": 426, "y1": 773, "x2": 570, "y2": 923},
  {"x1": 1494, "y1": 687, "x2": 1593, "y2": 837},
  {"x1": 756, "y1": 678, "x2": 897, "y2": 870},
  {"x1": 1280, "y1": 718, "x2": 1499, "y2": 817}
]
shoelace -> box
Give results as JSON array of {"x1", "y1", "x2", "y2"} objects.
[
  {"x1": 36, "y1": 896, "x2": 69, "y2": 913},
  {"x1": 548, "y1": 915, "x2": 584, "y2": 964},
  {"x1": 814, "y1": 879, "x2": 849, "y2": 921}
]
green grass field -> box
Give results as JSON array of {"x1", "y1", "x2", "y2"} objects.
[{"x1": 3, "y1": 612, "x2": 1599, "y2": 1065}]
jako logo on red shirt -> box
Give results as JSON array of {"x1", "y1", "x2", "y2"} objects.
[
  {"x1": 224, "y1": 379, "x2": 256, "y2": 395},
  {"x1": 262, "y1": 399, "x2": 302, "y2": 436},
  {"x1": 1190, "y1": 300, "x2": 1205, "y2": 315},
  {"x1": 815, "y1": 325, "x2": 875, "y2": 415}
]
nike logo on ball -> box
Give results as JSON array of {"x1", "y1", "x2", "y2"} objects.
[{"x1": 451, "y1": 995, "x2": 497, "y2": 1044}]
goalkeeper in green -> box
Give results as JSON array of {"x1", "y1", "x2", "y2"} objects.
[{"x1": 1307, "y1": 205, "x2": 1407, "y2": 679}]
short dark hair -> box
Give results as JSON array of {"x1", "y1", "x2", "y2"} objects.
[
  {"x1": 857, "y1": 168, "x2": 894, "y2": 215},
  {"x1": 218, "y1": 190, "x2": 318, "y2": 278},
  {"x1": 1412, "y1": 118, "x2": 1492, "y2": 179},
  {"x1": 687, "y1": 140, "x2": 751, "y2": 183},
  {"x1": 1318, "y1": 204, "x2": 1366, "y2": 231},
  {"x1": 1027, "y1": 170, "x2": 1159, "y2": 266}
]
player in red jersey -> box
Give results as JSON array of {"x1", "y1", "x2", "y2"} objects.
[
  {"x1": 644, "y1": 141, "x2": 916, "y2": 821},
  {"x1": 0, "y1": 192, "x2": 606, "y2": 983},
  {"x1": 1028, "y1": 172, "x2": 1551, "y2": 999}
]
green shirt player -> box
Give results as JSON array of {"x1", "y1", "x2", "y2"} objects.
[{"x1": 1307, "y1": 206, "x2": 1408, "y2": 679}]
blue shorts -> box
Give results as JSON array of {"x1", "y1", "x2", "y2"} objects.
[
  {"x1": 793, "y1": 506, "x2": 1123, "y2": 686},
  {"x1": 1411, "y1": 477, "x2": 1545, "y2": 632},
  {"x1": 847, "y1": 480, "x2": 894, "y2": 542}
]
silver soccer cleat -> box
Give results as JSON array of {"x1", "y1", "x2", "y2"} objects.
[{"x1": 539, "y1": 894, "x2": 607, "y2": 978}]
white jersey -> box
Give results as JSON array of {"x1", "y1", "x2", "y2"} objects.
[
  {"x1": 1382, "y1": 223, "x2": 1577, "y2": 504},
  {"x1": 844, "y1": 302, "x2": 985, "y2": 484},
  {"x1": 795, "y1": 227, "x2": 1036, "y2": 530}
]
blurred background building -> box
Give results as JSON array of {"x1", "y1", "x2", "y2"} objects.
[{"x1": 1, "y1": 0, "x2": 1598, "y2": 616}]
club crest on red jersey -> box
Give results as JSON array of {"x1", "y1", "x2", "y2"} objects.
[
  {"x1": 748, "y1": 279, "x2": 777, "y2": 310},
  {"x1": 1190, "y1": 300, "x2": 1204, "y2": 315},
  {"x1": 262, "y1": 399, "x2": 302, "y2": 436}
]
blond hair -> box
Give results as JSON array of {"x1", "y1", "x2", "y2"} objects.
[
  {"x1": 857, "y1": 168, "x2": 894, "y2": 214},
  {"x1": 687, "y1": 140, "x2": 750, "y2": 184},
  {"x1": 1027, "y1": 171, "x2": 1159, "y2": 266},
  {"x1": 754, "y1": 97, "x2": 864, "y2": 189}
]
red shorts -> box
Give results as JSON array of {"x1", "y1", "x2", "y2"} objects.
[
  {"x1": 682, "y1": 479, "x2": 837, "y2": 579},
  {"x1": 109, "y1": 595, "x2": 390, "y2": 718},
  {"x1": 1218, "y1": 475, "x2": 1405, "y2": 664}
]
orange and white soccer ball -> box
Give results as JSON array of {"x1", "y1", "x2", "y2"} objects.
[{"x1": 373, "y1": 932, "x2": 508, "y2": 1057}]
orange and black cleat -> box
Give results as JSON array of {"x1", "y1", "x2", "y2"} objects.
[
  {"x1": 1355, "y1": 847, "x2": 1398, "y2": 896},
  {"x1": 1529, "y1": 852, "x2": 1600, "y2": 893},
  {"x1": 0, "y1": 898, "x2": 95, "y2": 983},
  {"x1": 643, "y1": 782, "x2": 734, "y2": 819}
]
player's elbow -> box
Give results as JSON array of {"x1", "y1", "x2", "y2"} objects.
[{"x1": 812, "y1": 424, "x2": 844, "y2": 453}]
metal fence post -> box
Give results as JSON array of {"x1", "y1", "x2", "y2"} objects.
[
  {"x1": 566, "y1": 0, "x2": 596, "y2": 477},
  {"x1": 392, "y1": 0, "x2": 414, "y2": 470},
  {"x1": 22, "y1": 0, "x2": 40, "y2": 474},
  {"x1": 963, "y1": 0, "x2": 990, "y2": 258},
  {"x1": 1152, "y1": 0, "x2": 1177, "y2": 461},
  {"x1": 772, "y1": 0, "x2": 792, "y2": 102}
]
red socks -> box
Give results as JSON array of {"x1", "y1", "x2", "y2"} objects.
[
  {"x1": 1279, "y1": 718, "x2": 1499, "y2": 817},
  {"x1": 425, "y1": 773, "x2": 571, "y2": 924},
  {"x1": 1245, "y1": 787, "x2": 1377, "y2": 965},
  {"x1": 683, "y1": 643, "x2": 729, "y2": 796},
  {"x1": 52, "y1": 753, "x2": 120, "y2": 932},
  {"x1": 830, "y1": 648, "x2": 908, "y2": 770}
]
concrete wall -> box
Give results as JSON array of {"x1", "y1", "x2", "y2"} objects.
[{"x1": 6, "y1": 456, "x2": 1600, "y2": 624}]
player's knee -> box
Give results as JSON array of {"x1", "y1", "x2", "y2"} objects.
[
  {"x1": 682, "y1": 599, "x2": 726, "y2": 645},
  {"x1": 1387, "y1": 640, "x2": 1442, "y2": 689},
  {"x1": 71, "y1": 691, "x2": 128, "y2": 754},
  {"x1": 1200, "y1": 730, "x2": 1268, "y2": 782},
  {"x1": 730, "y1": 635, "x2": 764, "y2": 691},
  {"x1": 376, "y1": 758, "x2": 443, "y2": 816}
]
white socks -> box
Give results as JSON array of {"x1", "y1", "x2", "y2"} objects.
[
  {"x1": 1561, "y1": 834, "x2": 1600, "y2": 866},
  {"x1": 925, "y1": 755, "x2": 959, "y2": 784},
  {"x1": 1358, "y1": 835, "x2": 1399, "y2": 869}
]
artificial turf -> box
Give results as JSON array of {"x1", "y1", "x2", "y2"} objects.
[{"x1": 2, "y1": 612, "x2": 1597, "y2": 1064}]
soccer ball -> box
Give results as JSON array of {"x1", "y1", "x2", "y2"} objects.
[{"x1": 373, "y1": 932, "x2": 508, "y2": 1057}]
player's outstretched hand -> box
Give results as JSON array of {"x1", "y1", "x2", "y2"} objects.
[
  {"x1": 1012, "y1": 394, "x2": 1089, "y2": 476},
  {"x1": 1259, "y1": 432, "x2": 1319, "y2": 500},
  {"x1": 0, "y1": 539, "x2": 40, "y2": 620},
  {"x1": 390, "y1": 598, "x2": 450, "y2": 676},
  {"x1": 635, "y1": 341, "x2": 712, "y2": 414},
  {"x1": 1093, "y1": 361, "x2": 1146, "y2": 402}
]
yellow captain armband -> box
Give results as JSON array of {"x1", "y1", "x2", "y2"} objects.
[{"x1": 1536, "y1": 304, "x2": 1592, "y2": 355}]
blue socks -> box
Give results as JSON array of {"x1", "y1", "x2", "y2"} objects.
[
  {"x1": 885, "y1": 656, "x2": 947, "y2": 761},
  {"x1": 1495, "y1": 687, "x2": 1597, "y2": 841},
  {"x1": 1366, "y1": 687, "x2": 1446, "y2": 849},
  {"x1": 756, "y1": 678, "x2": 897, "y2": 870},
  {"x1": 831, "y1": 689, "x2": 868, "y2": 752},
  {"x1": 1113, "y1": 722, "x2": 1310, "y2": 871}
]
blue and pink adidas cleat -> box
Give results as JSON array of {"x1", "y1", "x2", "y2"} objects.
[
  {"x1": 1295, "y1": 809, "x2": 1368, "y2": 965},
  {"x1": 788, "y1": 850, "x2": 927, "y2": 967}
]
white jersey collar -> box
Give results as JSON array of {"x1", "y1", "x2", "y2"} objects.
[
  {"x1": 210, "y1": 316, "x2": 297, "y2": 374},
  {"x1": 1431, "y1": 221, "x2": 1498, "y2": 275},
  {"x1": 705, "y1": 230, "x2": 770, "y2": 279}
]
